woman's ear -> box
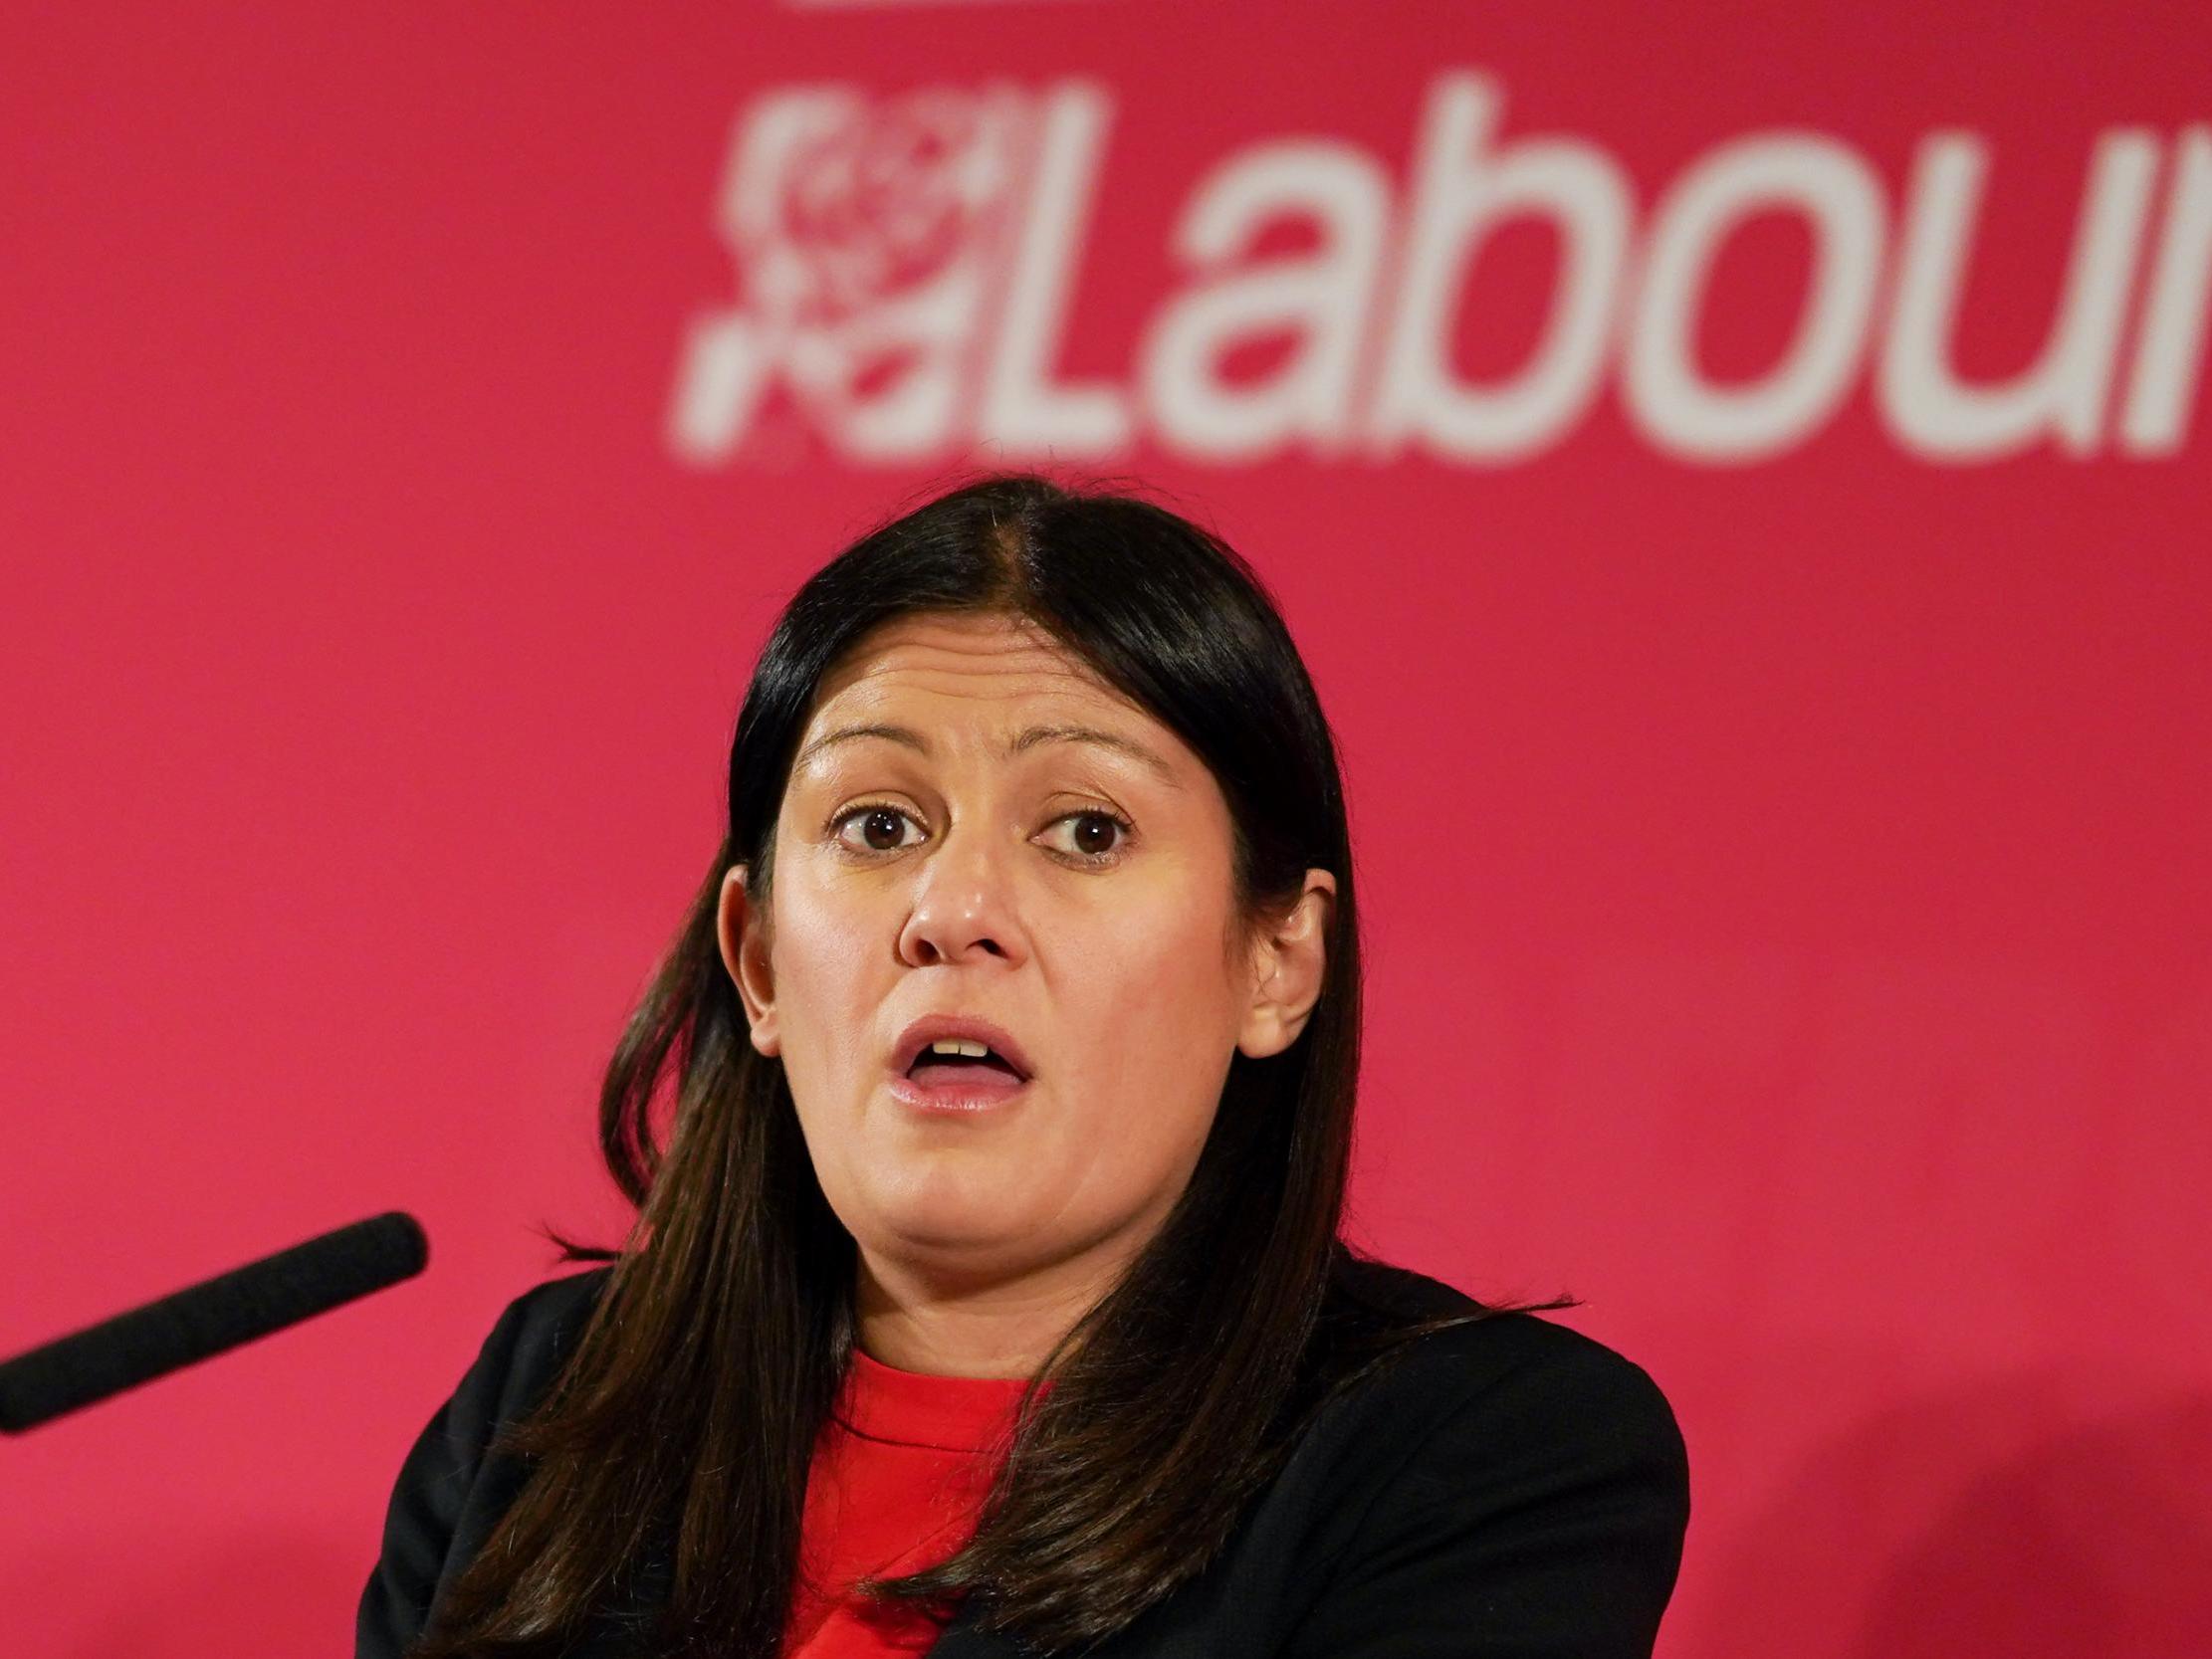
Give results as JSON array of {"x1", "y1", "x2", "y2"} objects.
[
  {"x1": 1236, "y1": 868, "x2": 1336, "y2": 1061},
  {"x1": 718, "y1": 864, "x2": 780, "y2": 1058}
]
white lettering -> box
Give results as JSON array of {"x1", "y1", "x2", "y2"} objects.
[
  {"x1": 2118, "y1": 125, "x2": 2212, "y2": 455},
  {"x1": 975, "y1": 82, "x2": 1131, "y2": 456},
  {"x1": 1880, "y1": 127, "x2": 2161, "y2": 459},
  {"x1": 1366, "y1": 72, "x2": 1632, "y2": 463},
  {"x1": 1142, "y1": 142, "x2": 1391, "y2": 460},
  {"x1": 671, "y1": 73, "x2": 2207, "y2": 470},
  {"x1": 1623, "y1": 134, "x2": 1885, "y2": 463}
]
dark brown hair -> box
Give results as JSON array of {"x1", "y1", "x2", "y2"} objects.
[{"x1": 409, "y1": 472, "x2": 1576, "y2": 1658}]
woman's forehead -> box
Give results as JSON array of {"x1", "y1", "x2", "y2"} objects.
[
  {"x1": 795, "y1": 618, "x2": 1202, "y2": 789},
  {"x1": 810, "y1": 613, "x2": 1137, "y2": 727}
]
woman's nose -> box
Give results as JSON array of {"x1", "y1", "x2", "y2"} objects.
[{"x1": 897, "y1": 821, "x2": 1024, "y2": 966}]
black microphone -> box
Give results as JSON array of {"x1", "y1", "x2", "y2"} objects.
[{"x1": 0, "y1": 1210, "x2": 429, "y2": 1433}]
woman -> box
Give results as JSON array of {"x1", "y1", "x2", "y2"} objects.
[{"x1": 356, "y1": 473, "x2": 1690, "y2": 1659}]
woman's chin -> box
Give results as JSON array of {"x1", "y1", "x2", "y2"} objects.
[{"x1": 863, "y1": 1189, "x2": 1053, "y2": 1263}]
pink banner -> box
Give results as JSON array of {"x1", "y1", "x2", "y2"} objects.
[{"x1": 3, "y1": 1, "x2": 2206, "y2": 1653}]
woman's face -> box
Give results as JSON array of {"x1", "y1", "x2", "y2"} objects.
[{"x1": 718, "y1": 609, "x2": 1331, "y2": 1306}]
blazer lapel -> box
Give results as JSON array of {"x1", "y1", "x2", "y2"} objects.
[{"x1": 925, "y1": 1595, "x2": 1035, "y2": 1659}]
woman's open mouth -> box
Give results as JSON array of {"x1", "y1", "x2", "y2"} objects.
[{"x1": 889, "y1": 1047, "x2": 1031, "y2": 1114}]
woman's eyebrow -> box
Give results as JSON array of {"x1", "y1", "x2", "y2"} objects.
[{"x1": 795, "y1": 723, "x2": 1183, "y2": 789}]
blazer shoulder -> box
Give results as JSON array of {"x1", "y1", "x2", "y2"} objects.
[
  {"x1": 1388, "y1": 1308, "x2": 1688, "y2": 1480},
  {"x1": 355, "y1": 1265, "x2": 616, "y2": 1658},
  {"x1": 1327, "y1": 1248, "x2": 1496, "y2": 1326},
  {"x1": 499, "y1": 1264, "x2": 614, "y2": 1368},
  {"x1": 1320, "y1": 1254, "x2": 1688, "y2": 1496},
  {"x1": 1282, "y1": 1270, "x2": 1692, "y2": 1658},
  {"x1": 462, "y1": 1264, "x2": 614, "y2": 1429}
]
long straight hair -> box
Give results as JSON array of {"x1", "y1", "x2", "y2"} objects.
[{"x1": 409, "y1": 472, "x2": 1575, "y2": 1658}]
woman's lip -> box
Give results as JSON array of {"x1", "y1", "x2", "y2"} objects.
[
  {"x1": 890, "y1": 1017, "x2": 1035, "y2": 1080},
  {"x1": 887, "y1": 1071, "x2": 1031, "y2": 1114}
]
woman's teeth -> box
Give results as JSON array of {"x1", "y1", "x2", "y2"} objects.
[{"x1": 911, "y1": 1038, "x2": 1020, "y2": 1077}]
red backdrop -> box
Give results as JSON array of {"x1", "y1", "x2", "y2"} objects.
[{"x1": 4, "y1": 2, "x2": 2207, "y2": 1653}]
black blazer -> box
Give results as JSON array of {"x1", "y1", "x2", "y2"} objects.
[{"x1": 358, "y1": 1258, "x2": 1690, "y2": 1658}]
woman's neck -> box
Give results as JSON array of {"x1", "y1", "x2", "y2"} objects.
[{"x1": 853, "y1": 1242, "x2": 1131, "y2": 1378}]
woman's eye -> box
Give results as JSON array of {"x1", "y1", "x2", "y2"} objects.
[
  {"x1": 830, "y1": 804, "x2": 1132, "y2": 864},
  {"x1": 832, "y1": 804, "x2": 922, "y2": 854},
  {"x1": 1040, "y1": 809, "x2": 1132, "y2": 863}
]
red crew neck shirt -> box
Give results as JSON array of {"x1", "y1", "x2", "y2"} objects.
[{"x1": 785, "y1": 1348, "x2": 1038, "y2": 1658}]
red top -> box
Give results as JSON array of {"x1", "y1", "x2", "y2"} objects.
[{"x1": 785, "y1": 1347, "x2": 1038, "y2": 1658}]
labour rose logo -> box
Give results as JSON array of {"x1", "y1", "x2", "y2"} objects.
[
  {"x1": 773, "y1": 95, "x2": 1005, "y2": 324},
  {"x1": 671, "y1": 84, "x2": 1030, "y2": 461}
]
